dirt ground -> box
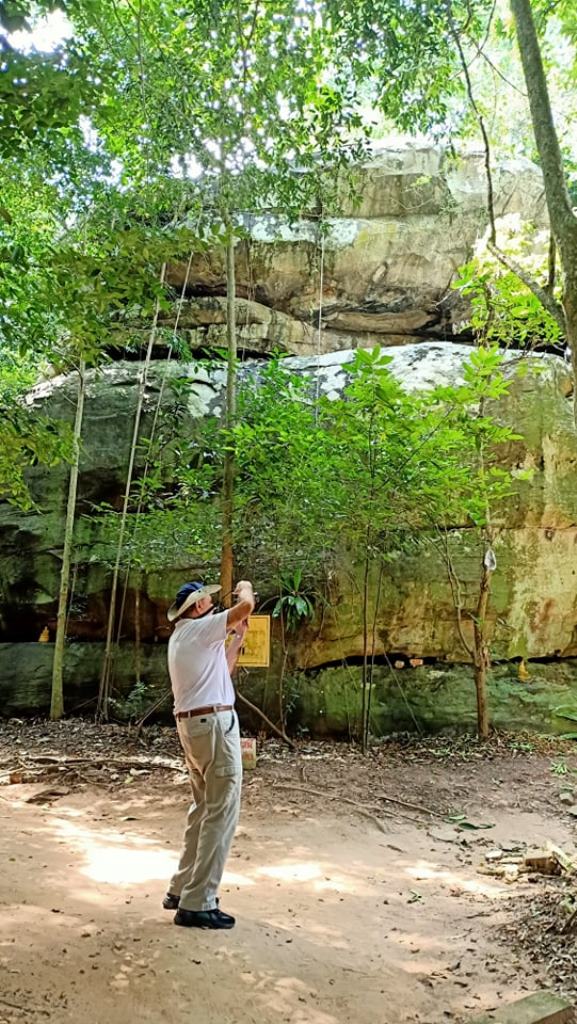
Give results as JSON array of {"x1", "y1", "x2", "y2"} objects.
[{"x1": 1, "y1": 723, "x2": 576, "y2": 1024}]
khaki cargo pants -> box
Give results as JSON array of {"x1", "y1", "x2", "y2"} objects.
[{"x1": 169, "y1": 708, "x2": 242, "y2": 912}]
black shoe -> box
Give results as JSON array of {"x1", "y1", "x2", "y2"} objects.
[{"x1": 174, "y1": 907, "x2": 235, "y2": 930}]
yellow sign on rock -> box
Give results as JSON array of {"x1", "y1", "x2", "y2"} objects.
[{"x1": 236, "y1": 615, "x2": 271, "y2": 668}]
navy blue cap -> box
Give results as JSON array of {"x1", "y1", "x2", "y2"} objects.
[
  {"x1": 175, "y1": 581, "x2": 205, "y2": 608},
  {"x1": 167, "y1": 580, "x2": 221, "y2": 622}
]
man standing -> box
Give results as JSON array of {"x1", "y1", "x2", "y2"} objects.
[{"x1": 163, "y1": 578, "x2": 255, "y2": 929}]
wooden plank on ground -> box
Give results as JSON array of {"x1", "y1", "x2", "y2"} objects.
[{"x1": 470, "y1": 992, "x2": 574, "y2": 1024}]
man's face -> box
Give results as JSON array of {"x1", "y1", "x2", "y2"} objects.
[{"x1": 194, "y1": 594, "x2": 214, "y2": 616}]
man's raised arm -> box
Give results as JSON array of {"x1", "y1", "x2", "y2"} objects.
[
  {"x1": 226, "y1": 580, "x2": 255, "y2": 628},
  {"x1": 225, "y1": 581, "x2": 255, "y2": 674}
]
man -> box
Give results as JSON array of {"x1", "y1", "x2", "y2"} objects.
[{"x1": 163, "y1": 578, "x2": 255, "y2": 929}]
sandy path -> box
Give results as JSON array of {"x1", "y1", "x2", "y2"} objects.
[{"x1": 1, "y1": 776, "x2": 574, "y2": 1024}]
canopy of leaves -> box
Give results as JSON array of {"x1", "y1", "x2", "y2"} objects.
[
  {"x1": 3, "y1": 0, "x2": 573, "y2": 511},
  {"x1": 454, "y1": 251, "x2": 563, "y2": 352},
  {"x1": 94, "y1": 348, "x2": 519, "y2": 600}
]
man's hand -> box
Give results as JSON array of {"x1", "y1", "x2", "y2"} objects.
[
  {"x1": 227, "y1": 580, "x2": 255, "y2": 628},
  {"x1": 234, "y1": 580, "x2": 254, "y2": 596}
]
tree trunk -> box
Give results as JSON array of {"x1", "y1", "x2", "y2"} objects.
[
  {"x1": 473, "y1": 657, "x2": 489, "y2": 741},
  {"x1": 365, "y1": 561, "x2": 384, "y2": 750},
  {"x1": 509, "y1": 0, "x2": 577, "y2": 419},
  {"x1": 220, "y1": 228, "x2": 236, "y2": 606},
  {"x1": 564, "y1": 274, "x2": 577, "y2": 422},
  {"x1": 509, "y1": 0, "x2": 576, "y2": 249},
  {"x1": 134, "y1": 571, "x2": 142, "y2": 685},
  {"x1": 50, "y1": 361, "x2": 86, "y2": 720},
  {"x1": 472, "y1": 555, "x2": 492, "y2": 739},
  {"x1": 360, "y1": 547, "x2": 370, "y2": 754}
]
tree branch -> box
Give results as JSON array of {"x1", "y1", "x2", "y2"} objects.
[
  {"x1": 437, "y1": 528, "x2": 475, "y2": 658},
  {"x1": 487, "y1": 241, "x2": 567, "y2": 334},
  {"x1": 450, "y1": 2, "x2": 568, "y2": 340},
  {"x1": 236, "y1": 690, "x2": 297, "y2": 749},
  {"x1": 509, "y1": 0, "x2": 577, "y2": 259},
  {"x1": 546, "y1": 232, "x2": 556, "y2": 295},
  {"x1": 447, "y1": 3, "x2": 497, "y2": 244}
]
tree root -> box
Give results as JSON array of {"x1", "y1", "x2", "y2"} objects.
[
  {"x1": 561, "y1": 905, "x2": 577, "y2": 935},
  {"x1": 0, "y1": 996, "x2": 49, "y2": 1017},
  {"x1": 236, "y1": 691, "x2": 297, "y2": 750},
  {"x1": 376, "y1": 794, "x2": 446, "y2": 819},
  {"x1": 0, "y1": 754, "x2": 183, "y2": 780},
  {"x1": 272, "y1": 779, "x2": 444, "y2": 821},
  {"x1": 271, "y1": 781, "x2": 421, "y2": 830}
]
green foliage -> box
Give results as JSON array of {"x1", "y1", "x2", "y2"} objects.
[
  {"x1": 0, "y1": 156, "x2": 201, "y2": 507},
  {"x1": 431, "y1": 345, "x2": 521, "y2": 528},
  {"x1": 63, "y1": 0, "x2": 370, "y2": 218},
  {"x1": 109, "y1": 679, "x2": 153, "y2": 723},
  {"x1": 324, "y1": 346, "x2": 460, "y2": 543},
  {"x1": 0, "y1": 347, "x2": 73, "y2": 508},
  {"x1": 125, "y1": 344, "x2": 516, "y2": 624},
  {"x1": 0, "y1": 3, "x2": 96, "y2": 157},
  {"x1": 88, "y1": 347, "x2": 512, "y2": 607},
  {"x1": 0, "y1": 405, "x2": 73, "y2": 509},
  {"x1": 87, "y1": 490, "x2": 222, "y2": 574},
  {"x1": 454, "y1": 256, "x2": 563, "y2": 351},
  {"x1": 109, "y1": 344, "x2": 521, "y2": 592},
  {"x1": 324, "y1": 0, "x2": 484, "y2": 136},
  {"x1": 272, "y1": 570, "x2": 316, "y2": 634},
  {"x1": 231, "y1": 359, "x2": 335, "y2": 585}
]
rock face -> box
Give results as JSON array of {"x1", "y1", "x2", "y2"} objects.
[
  {"x1": 294, "y1": 347, "x2": 577, "y2": 667},
  {"x1": 1, "y1": 343, "x2": 576, "y2": 661},
  {"x1": 161, "y1": 146, "x2": 548, "y2": 357},
  {"x1": 2, "y1": 643, "x2": 577, "y2": 736},
  {"x1": 2, "y1": 145, "x2": 575, "y2": 732},
  {"x1": 287, "y1": 661, "x2": 577, "y2": 737}
]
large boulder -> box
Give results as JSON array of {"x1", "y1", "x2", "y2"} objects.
[
  {"x1": 162, "y1": 146, "x2": 547, "y2": 356},
  {"x1": 2, "y1": 643, "x2": 577, "y2": 736},
  {"x1": 1, "y1": 344, "x2": 575, "y2": 670}
]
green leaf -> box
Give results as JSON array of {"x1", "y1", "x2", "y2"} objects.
[{"x1": 446, "y1": 814, "x2": 495, "y2": 831}]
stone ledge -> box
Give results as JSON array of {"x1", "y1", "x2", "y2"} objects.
[{"x1": 469, "y1": 991, "x2": 574, "y2": 1024}]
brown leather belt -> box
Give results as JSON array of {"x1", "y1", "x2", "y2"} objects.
[{"x1": 176, "y1": 704, "x2": 233, "y2": 720}]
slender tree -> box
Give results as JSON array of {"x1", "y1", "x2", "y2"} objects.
[
  {"x1": 50, "y1": 361, "x2": 86, "y2": 719},
  {"x1": 432, "y1": 345, "x2": 523, "y2": 738},
  {"x1": 220, "y1": 220, "x2": 237, "y2": 606},
  {"x1": 508, "y1": 0, "x2": 577, "y2": 411}
]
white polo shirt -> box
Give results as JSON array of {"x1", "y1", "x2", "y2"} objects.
[{"x1": 168, "y1": 610, "x2": 235, "y2": 714}]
